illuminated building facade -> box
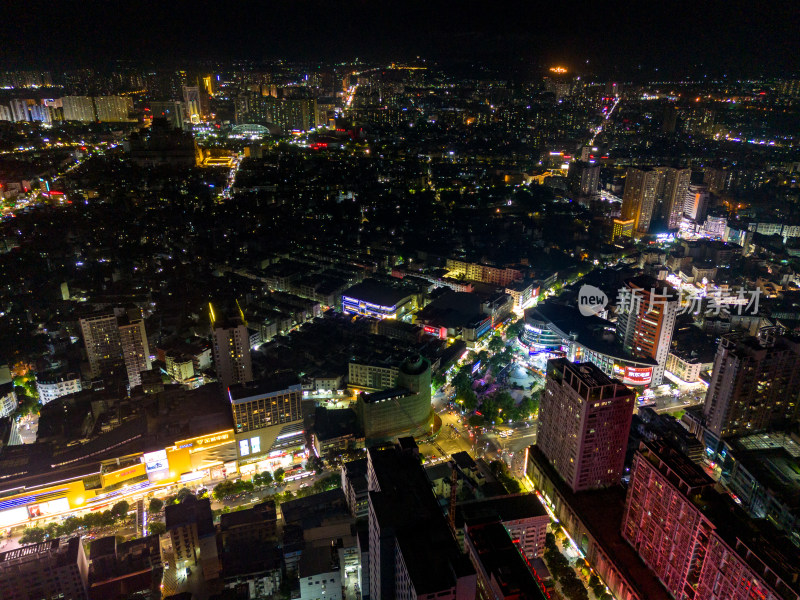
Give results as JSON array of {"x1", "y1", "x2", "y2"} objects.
[
  {"x1": 182, "y1": 85, "x2": 204, "y2": 123},
  {"x1": 212, "y1": 318, "x2": 253, "y2": 390},
  {"x1": 683, "y1": 183, "x2": 709, "y2": 222},
  {"x1": 661, "y1": 167, "x2": 691, "y2": 230},
  {"x1": 621, "y1": 167, "x2": 660, "y2": 234},
  {"x1": 622, "y1": 440, "x2": 800, "y2": 600},
  {"x1": 35, "y1": 372, "x2": 82, "y2": 405},
  {"x1": 520, "y1": 302, "x2": 657, "y2": 387},
  {"x1": 61, "y1": 96, "x2": 95, "y2": 122},
  {"x1": 93, "y1": 95, "x2": 133, "y2": 122},
  {"x1": 79, "y1": 311, "x2": 122, "y2": 379},
  {"x1": 0, "y1": 382, "x2": 16, "y2": 419},
  {"x1": 538, "y1": 358, "x2": 635, "y2": 493},
  {"x1": 703, "y1": 330, "x2": 800, "y2": 439},
  {"x1": 234, "y1": 93, "x2": 318, "y2": 131},
  {"x1": 229, "y1": 377, "x2": 305, "y2": 471},
  {"x1": 118, "y1": 308, "x2": 151, "y2": 389},
  {"x1": 0, "y1": 428, "x2": 237, "y2": 530},
  {"x1": 445, "y1": 259, "x2": 522, "y2": 286},
  {"x1": 615, "y1": 276, "x2": 678, "y2": 387},
  {"x1": 341, "y1": 280, "x2": 416, "y2": 320},
  {"x1": 611, "y1": 218, "x2": 634, "y2": 241}
]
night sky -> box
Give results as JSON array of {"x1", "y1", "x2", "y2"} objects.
[{"x1": 2, "y1": 0, "x2": 798, "y2": 77}]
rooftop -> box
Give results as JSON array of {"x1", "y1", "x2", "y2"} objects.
[
  {"x1": 280, "y1": 489, "x2": 349, "y2": 528},
  {"x1": 228, "y1": 373, "x2": 301, "y2": 402},
  {"x1": 220, "y1": 500, "x2": 277, "y2": 530},
  {"x1": 456, "y1": 493, "x2": 549, "y2": 528},
  {"x1": 466, "y1": 520, "x2": 549, "y2": 600},
  {"x1": 165, "y1": 497, "x2": 214, "y2": 537},
  {"x1": 341, "y1": 279, "x2": 415, "y2": 309},
  {"x1": 368, "y1": 445, "x2": 475, "y2": 595}
]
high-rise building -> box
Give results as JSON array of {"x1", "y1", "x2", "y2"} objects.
[
  {"x1": 621, "y1": 167, "x2": 660, "y2": 234},
  {"x1": 616, "y1": 276, "x2": 678, "y2": 386},
  {"x1": 61, "y1": 96, "x2": 96, "y2": 122},
  {"x1": 567, "y1": 160, "x2": 600, "y2": 197},
  {"x1": 683, "y1": 107, "x2": 715, "y2": 137},
  {"x1": 93, "y1": 95, "x2": 133, "y2": 122},
  {"x1": 79, "y1": 311, "x2": 122, "y2": 379},
  {"x1": 118, "y1": 308, "x2": 151, "y2": 389},
  {"x1": 235, "y1": 93, "x2": 318, "y2": 131},
  {"x1": 0, "y1": 537, "x2": 89, "y2": 600},
  {"x1": 9, "y1": 98, "x2": 32, "y2": 122},
  {"x1": 622, "y1": 440, "x2": 800, "y2": 600},
  {"x1": 367, "y1": 441, "x2": 477, "y2": 600},
  {"x1": 661, "y1": 104, "x2": 678, "y2": 133},
  {"x1": 202, "y1": 74, "x2": 214, "y2": 96},
  {"x1": 683, "y1": 183, "x2": 709, "y2": 223},
  {"x1": 611, "y1": 218, "x2": 635, "y2": 242},
  {"x1": 212, "y1": 318, "x2": 253, "y2": 389},
  {"x1": 182, "y1": 85, "x2": 203, "y2": 123},
  {"x1": 537, "y1": 358, "x2": 635, "y2": 493},
  {"x1": 703, "y1": 330, "x2": 800, "y2": 439},
  {"x1": 661, "y1": 167, "x2": 691, "y2": 229},
  {"x1": 229, "y1": 375, "x2": 304, "y2": 466}
]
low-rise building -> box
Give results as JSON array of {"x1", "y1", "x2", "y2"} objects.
[
  {"x1": 0, "y1": 537, "x2": 89, "y2": 600},
  {"x1": 220, "y1": 500, "x2": 278, "y2": 549},
  {"x1": 299, "y1": 544, "x2": 343, "y2": 600},
  {"x1": 464, "y1": 520, "x2": 549, "y2": 600},
  {"x1": 457, "y1": 494, "x2": 550, "y2": 559},
  {"x1": 341, "y1": 280, "x2": 417, "y2": 320},
  {"x1": 341, "y1": 458, "x2": 369, "y2": 518},
  {"x1": 88, "y1": 534, "x2": 163, "y2": 600},
  {"x1": 36, "y1": 372, "x2": 82, "y2": 405},
  {"x1": 165, "y1": 497, "x2": 219, "y2": 579},
  {"x1": 348, "y1": 361, "x2": 399, "y2": 390},
  {"x1": 0, "y1": 381, "x2": 17, "y2": 419},
  {"x1": 312, "y1": 406, "x2": 364, "y2": 458}
]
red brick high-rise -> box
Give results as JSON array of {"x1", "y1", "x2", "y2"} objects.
[
  {"x1": 537, "y1": 358, "x2": 635, "y2": 493},
  {"x1": 622, "y1": 440, "x2": 800, "y2": 600}
]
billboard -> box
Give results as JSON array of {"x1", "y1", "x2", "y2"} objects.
[
  {"x1": 621, "y1": 366, "x2": 653, "y2": 386},
  {"x1": 143, "y1": 449, "x2": 169, "y2": 481},
  {"x1": 424, "y1": 325, "x2": 447, "y2": 339}
]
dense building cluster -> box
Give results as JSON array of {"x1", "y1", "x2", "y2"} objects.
[{"x1": 0, "y1": 55, "x2": 799, "y2": 600}]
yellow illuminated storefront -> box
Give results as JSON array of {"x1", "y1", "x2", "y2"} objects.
[
  {"x1": 166, "y1": 429, "x2": 237, "y2": 482},
  {"x1": 0, "y1": 429, "x2": 238, "y2": 529}
]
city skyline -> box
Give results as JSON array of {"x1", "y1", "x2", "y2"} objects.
[{"x1": 0, "y1": 7, "x2": 799, "y2": 598}]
